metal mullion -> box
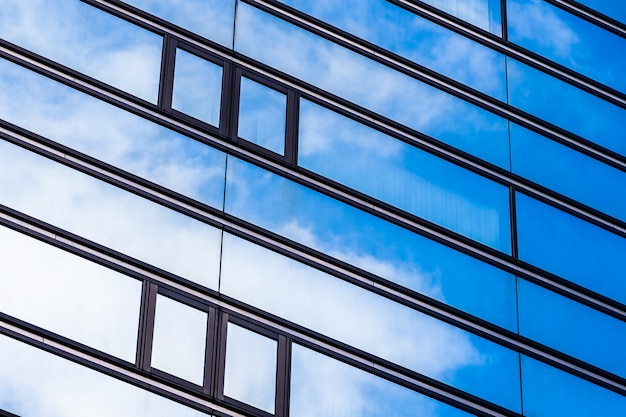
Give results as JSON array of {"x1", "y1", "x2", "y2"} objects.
[{"x1": 137, "y1": 282, "x2": 158, "y2": 371}]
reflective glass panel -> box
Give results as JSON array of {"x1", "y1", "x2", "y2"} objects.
[
  {"x1": 508, "y1": 0, "x2": 626, "y2": 94},
  {"x1": 121, "y1": 0, "x2": 236, "y2": 47},
  {"x1": 522, "y1": 356, "x2": 626, "y2": 417},
  {"x1": 0, "y1": 334, "x2": 207, "y2": 417},
  {"x1": 238, "y1": 77, "x2": 286, "y2": 154},
  {"x1": 0, "y1": 58, "x2": 227, "y2": 209},
  {"x1": 575, "y1": 0, "x2": 626, "y2": 25},
  {"x1": 151, "y1": 295, "x2": 207, "y2": 385},
  {"x1": 172, "y1": 49, "x2": 223, "y2": 127},
  {"x1": 0, "y1": 225, "x2": 141, "y2": 362},
  {"x1": 299, "y1": 99, "x2": 511, "y2": 252},
  {"x1": 277, "y1": 0, "x2": 506, "y2": 99},
  {"x1": 235, "y1": 3, "x2": 510, "y2": 168},
  {"x1": 225, "y1": 157, "x2": 518, "y2": 331},
  {"x1": 516, "y1": 192, "x2": 626, "y2": 305},
  {"x1": 221, "y1": 233, "x2": 521, "y2": 412},
  {"x1": 290, "y1": 344, "x2": 476, "y2": 417},
  {"x1": 0, "y1": 0, "x2": 162, "y2": 102},
  {"x1": 510, "y1": 123, "x2": 626, "y2": 223},
  {"x1": 223, "y1": 323, "x2": 277, "y2": 413},
  {"x1": 507, "y1": 57, "x2": 626, "y2": 157},
  {"x1": 419, "y1": 0, "x2": 501, "y2": 34},
  {"x1": 0, "y1": 139, "x2": 222, "y2": 289},
  {"x1": 518, "y1": 279, "x2": 626, "y2": 378}
]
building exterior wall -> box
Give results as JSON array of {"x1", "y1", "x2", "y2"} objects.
[{"x1": 0, "y1": 1, "x2": 625, "y2": 416}]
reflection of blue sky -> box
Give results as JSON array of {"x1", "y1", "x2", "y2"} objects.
[
  {"x1": 276, "y1": 0, "x2": 506, "y2": 99},
  {"x1": 507, "y1": 58, "x2": 626, "y2": 157},
  {"x1": 225, "y1": 156, "x2": 518, "y2": 331},
  {"x1": 0, "y1": 334, "x2": 207, "y2": 417},
  {"x1": 516, "y1": 192, "x2": 626, "y2": 305},
  {"x1": 0, "y1": 139, "x2": 222, "y2": 290},
  {"x1": 0, "y1": 57, "x2": 226, "y2": 210},
  {"x1": 0, "y1": 0, "x2": 162, "y2": 102},
  {"x1": 234, "y1": 2, "x2": 510, "y2": 169},
  {"x1": 290, "y1": 344, "x2": 475, "y2": 417},
  {"x1": 418, "y1": 0, "x2": 501, "y2": 34},
  {"x1": 220, "y1": 233, "x2": 521, "y2": 411},
  {"x1": 575, "y1": 0, "x2": 626, "y2": 25},
  {"x1": 299, "y1": 99, "x2": 511, "y2": 253},
  {"x1": 508, "y1": 0, "x2": 626, "y2": 94},
  {"x1": 121, "y1": 0, "x2": 236, "y2": 48}
]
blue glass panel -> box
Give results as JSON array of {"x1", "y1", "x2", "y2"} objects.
[
  {"x1": 567, "y1": 0, "x2": 626, "y2": 26},
  {"x1": 507, "y1": 58, "x2": 626, "y2": 157},
  {"x1": 0, "y1": 0, "x2": 162, "y2": 102},
  {"x1": 510, "y1": 123, "x2": 626, "y2": 223},
  {"x1": 225, "y1": 157, "x2": 518, "y2": 331},
  {"x1": 522, "y1": 356, "x2": 626, "y2": 417},
  {"x1": 516, "y1": 192, "x2": 626, "y2": 305},
  {"x1": 290, "y1": 344, "x2": 476, "y2": 417},
  {"x1": 418, "y1": 0, "x2": 502, "y2": 34},
  {"x1": 518, "y1": 279, "x2": 626, "y2": 378},
  {"x1": 277, "y1": 0, "x2": 506, "y2": 99},
  {"x1": 299, "y1": 99, "x2": 511, "y2": 252},
  {"x1": 0, "y1": 57, "x2": 226, "y2": 209},
  {"x1": 221, "y1": 233, "x2": 521, "y2": 411},
  {"x1": 121, "y1": 0, "x2": 236, "y2": 47},
  {"x1": 235, "y1": 3, "x2": 510, "y2": 168},
  {"x1": 508, "y1": 0, "x2": 626, "y2": 94},
  {"x1": 238, "y1": 77, "x2": 286, "y2": 154}
]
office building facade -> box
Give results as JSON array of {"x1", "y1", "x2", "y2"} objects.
[{"x1": 0, "y1": 0, "x2": 625, "y2": 416}]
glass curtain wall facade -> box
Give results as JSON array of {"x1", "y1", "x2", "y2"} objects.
[{"x1": 0, "y1": 0, "x2": 625, "y2": 416}]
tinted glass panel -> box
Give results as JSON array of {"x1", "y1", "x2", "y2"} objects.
[
  {"x1": 121, "y1": 0, "x2": 236, "y2": 47},
  {"x1": 508, "y1": 0, "x2": 626, "y2": 94},
  {"x1": 223, "y1": 323, "x2": 277, "y2": 413},
  {"x1": 172, "y1": 49, "x2": 223, "y2": 127},
  {"x1": 290, "y1": 344, "x2": 475, "y2": 417},
  {"x1": 238, "y1": 77, "x2": 286, "y2": 154},
  {"x1": 419, "y1": 0, "x2": 502, "y2": 34},
  {"x1": 574, "y1": 0, "x2": 626, "y2": 24},
  {"x1": 221, "y1": 233, "x2": 521, "y2": 411},
  {"x1": 277, "y1": 0, "x2": 506, "y2": 99},
  {"x1": 299, "y1": 99, "x2": 511, "y2": 252},
  {"x1": 510, "y1": 123, "x2": 626, "y2": 223},
  {"x1": 225, "y1": 157, "x2": 518, "y2": 331},
  {"x1": 0, "y1": 0, "x2": 162, "y2": 102},
  {"x1": 0, "y1": 139, "x2": 222, "y2": 289},
  {"x1": 0, "y1": 334, "x2": 207, "y2": 417},
  {"x1": 0, "y1": 225, "x2": 141, "y2": 362},
  {"x1": 522, "y1": 356, "x2": 626, "y2": 417},
  {"x1": 507, "y1": 58, "x2": 626, "y2": 157},
  {"x1": 518, "y1": 279, "x2": 626, "y2": 378},
  {"x1": 516, "y1": 192, "x2": 626, "y2": 305},
  {"x1": 151, "y1": 295, "x2": 208, "y2": 384},
  {"x1": 235, "y1": 3, "x2": 510, "y2": 168},
  {"x1": 0, "y1": 58, "x2": 227, "y2": 209}
]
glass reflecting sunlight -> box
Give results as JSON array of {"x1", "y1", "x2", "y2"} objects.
[
  {"x1": 0, "y1": 57, "x2": 227, "y2": 210},
  {"x1": 290, "y1": 344, "x2": 476, "y2": 417},
  {"x1": 0, "y1": 0, "x2": 162, "y2": 102},
  {"x1": 235, "y1": 2, "x2": 510, "y2": 168},
  {"x1": 220, "y1": 233, "x2": 521, "y2": 412},
  {"x1": 223, "y1": 323, "x2": 277, "y2": 413},
  {"x1": 508, "y1": 0, "x2": 626, "y2": 94},
  {"x1": 0, "y1": 334, "x2": 207, "y2": 417},
  {"x1": 0, "y1": 225, "x2": 141, "y2": 362},
  {"x1": 238, "y1": 77, "x2": 287, "y2": 154},
  {"x1": 277, "y1": 0, "x2": 506, "y2": 99},
  {"x1": 172, "y1": 49, "x2": 223, "y2": 127},
  {"x1": 121, "y1": 0, "x2": 236, "y2": 48},
  {"x1": 299, "y1": 99, "x2": 511, "y2": 252},
  {"x1": 516, "y1": 192, "x2": 626, "y2": 305},
  {"x1": 225, "y1": 157, "x2": 518, "y2": 331},
  {"x1": 418, "y1": 0, "x2": 502, "y2": 34},
  {"x1": 151, "y1": 295, "x2": 208, "y2": 385},
  {"x1": 0, "y1": 139, "x2": 222, "y2": 290}
]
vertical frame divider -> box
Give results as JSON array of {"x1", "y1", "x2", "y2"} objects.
[{"x1": 136, "y1": 281, "x2": 158, "y2": 371}]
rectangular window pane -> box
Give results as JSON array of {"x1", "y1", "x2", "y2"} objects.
[
  {"x1": 172, "y1": 49, "x2": 223, "y2": 127},
  {"x1": 0, "y1": 0, "x2": 162, "y2": 102},
  {"x1": 419, "y1": 0, "x2": 502, "y2": 34},
  {"x1": 223, "y1": 323, "x2": 277, "y2": 413},
  {"x1": 151, "y1": 295, "x2": 208, "y2": 385},
  {"x1": 0, "y1": 225, "x2": 141, "y2": 362}
]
